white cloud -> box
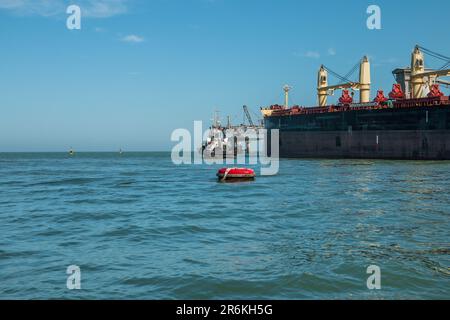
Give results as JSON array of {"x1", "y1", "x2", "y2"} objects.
[
  {"x1": 294, "y1": 49, "x2": 337, "y2": 59},
  {"x1": 0, "y1": 0, "x2": 28, "y2": 9},
  {"x1": 121, "y1": 34, "x2": 144, "y2": 43},
  {"x1": 0, "y1": 0, "x2": 129, "y2": 18},
  {"x1": 304, "y1": 51, "x2": 321, "y2": 59},
  {"x1": 0, "y1": 0, "x2": 64, "y2": 16},
  {"x1": 83, "y1": 0, "x2": 128, "y2": 18},
  {"x1": 293, "y1": 51, "x2": 320, "y2": 59}
]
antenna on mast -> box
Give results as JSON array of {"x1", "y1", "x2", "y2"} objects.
[{"x1": 212, "y1": 109, "x2": 221, "y2": 128}]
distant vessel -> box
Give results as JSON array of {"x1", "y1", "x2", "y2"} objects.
[{"x1": 262, "y1": 45, "x2": 450, "y2": 160}]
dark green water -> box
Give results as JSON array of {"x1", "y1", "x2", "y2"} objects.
[{"x1": 0, "y1": 152, "x2": 449, "y2": 299}]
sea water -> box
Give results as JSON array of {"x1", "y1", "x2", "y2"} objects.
[{"x1": 0, "y1": 152, "x2": 448, "y2": 299}]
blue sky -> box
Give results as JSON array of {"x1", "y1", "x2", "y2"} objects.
[{"x1": 1, "y1": 0, "x2": 449, "y2": 151}]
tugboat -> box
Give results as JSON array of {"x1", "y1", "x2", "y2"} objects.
[{"x1": 201, "y1": 107, "x2": 263, "y2": 159}]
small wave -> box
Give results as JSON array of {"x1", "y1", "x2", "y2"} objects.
[
  {"x1": 0, "y1": 249, "x2": 39, "y2": 261},
  {"x1": 29, "y1": 177, "x2": 101, "y2": 187}
]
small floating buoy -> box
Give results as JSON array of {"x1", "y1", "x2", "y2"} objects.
[{"x1": 217, "y1": 167, "x2": 255, "y2": 182}]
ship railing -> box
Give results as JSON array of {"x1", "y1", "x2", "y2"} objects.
[{"x1": 263, "y1": 95, "x2": 450, "y2": 117}]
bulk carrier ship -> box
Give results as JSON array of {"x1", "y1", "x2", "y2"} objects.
[{"x1": 262, "y1": 46, "x2": 450, "y2": 160}]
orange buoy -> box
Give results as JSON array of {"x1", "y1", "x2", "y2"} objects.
[{"x1": 217, "y1": 168, "x2": 256, "y2": 182}]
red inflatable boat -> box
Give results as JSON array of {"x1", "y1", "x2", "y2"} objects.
[{"x1": 217, "y1": 168, "x2": 256, "y2": 181}]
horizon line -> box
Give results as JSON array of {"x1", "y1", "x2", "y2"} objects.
[{"x1": 0, "y1": 150, "x2": 172, "y2": 154}]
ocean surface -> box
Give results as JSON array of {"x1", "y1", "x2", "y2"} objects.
[{"x1": 0, "y1": 152, "x2": 449, "y2": 300}]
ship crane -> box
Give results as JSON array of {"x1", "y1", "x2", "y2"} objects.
[
  {"x1": 317, "y1": 56, "x2": 371, "y2": 106},
  {"x1": 411, "y1": 45, "x2": 450, "y2": 98},
  {"x1": 243, "y1": 105, "x2": 255, "y2": 127}
]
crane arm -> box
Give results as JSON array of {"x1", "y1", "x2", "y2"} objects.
[
  {"x1": 243, "y1": 105, "x2": 254, "y2": 127},
  {"x1": 436, "y1": 79, "x2": 450, "y2": 85},
  {"x1": 320, "y1": 82, "x2": 360, "y2": 91},
  {"x1": 416, "y1": 69, "x2": 450, "y2": 78}
]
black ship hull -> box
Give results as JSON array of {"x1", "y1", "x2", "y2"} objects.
[{"x1": 265, "y1": 105, "x2": 450, "y2": 160}]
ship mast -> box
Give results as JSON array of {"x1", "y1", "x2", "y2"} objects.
[
  {"x1": 212, "y1": 110, "x2": 221, "y2": 128},
  {"x1": 317, "y1": 65, "x2": 328, "y2": 106},
  {"x1": 359, "y1": 56, "x2": 371, "y2": 103},
  {"x1": 283, "y1": 85, "x2": 292, "y2": 109},
  {"x1": 411, "y1": 46, "x2": 425, "y2": 99}
]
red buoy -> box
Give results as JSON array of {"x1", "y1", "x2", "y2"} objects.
[{"x1": 217, "y1": 168, "x2": 256, "y2": 182}]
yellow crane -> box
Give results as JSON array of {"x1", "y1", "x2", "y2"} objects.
[
  {"x1": 317, "y1": 56, "x2": 371, "y2": 106},
  {"x1": 411, "y1": 45, "x2": 450, "y2": 98}
]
